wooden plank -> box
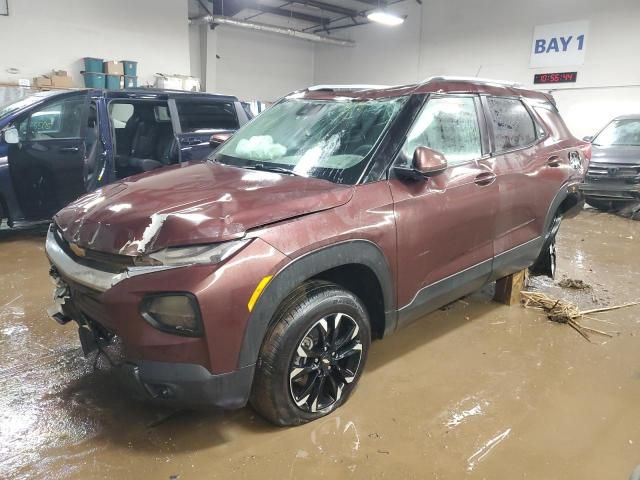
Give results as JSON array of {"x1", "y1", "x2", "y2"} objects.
[{"x1": 494, "y1": 269, "x2": 527, "y2": 306}]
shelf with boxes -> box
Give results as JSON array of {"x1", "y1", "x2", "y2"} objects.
[{"x1": 82, "y1": 57, "x2": 138, "y2": 90}]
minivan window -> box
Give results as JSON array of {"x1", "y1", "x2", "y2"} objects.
[
  {"x1": 593, "y1": 119, "x2": 640, "y2": 147},
  {"x1": 400, "y1": 96, "x2": 481, "y2": 165},
  {"x1": 212, "y1": 97, "x2": 406, "y2": 184},
  {"x1": 176, "y1": 101, "x2": 238, "y2": 133},
  {"x1": 15, "y1": 95, "x2": 85, "y2": 141},
  {"x1": 0, "y1": 91, "x2": 59, "y2": 120},
  {"x1": 487, "y1": 97, "x2": 537, "y2": 153}
]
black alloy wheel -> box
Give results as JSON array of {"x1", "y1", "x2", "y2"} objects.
[{"x1": 289, "y1": 313, "x2": 363, "y2": 413}]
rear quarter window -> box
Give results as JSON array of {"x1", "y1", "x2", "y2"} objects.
[
  {"x1": 533, "y1": 105, "x2": 572, "y2": 140},
  {"x1": 486, "y1": 97, "x2": 537, "y2": 153},
  {"x1": 176, "y1": 100, "x2": 239, "y2": 133}
]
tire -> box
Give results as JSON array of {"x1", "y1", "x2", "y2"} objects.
[
  {"x1": 530, "y1": 214, "x2": 560, "y2": 278},
  {"x1": 250, "y1": 280, "x2": 371, "y2": 426}
]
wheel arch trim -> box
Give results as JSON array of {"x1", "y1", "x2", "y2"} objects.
[{"x1": 237, "y1": 239, "x2": 396, "y2": 368}]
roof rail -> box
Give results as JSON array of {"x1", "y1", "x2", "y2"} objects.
[
  {"x1": 307, "y1": 84, "x2": 392, "y2": 91},
  {"x1": 423, "y1": 76, "x2": 522, "y2": 88}
]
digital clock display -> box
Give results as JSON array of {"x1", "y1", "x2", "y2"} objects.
[{"x1": 534, "y1": 72, "x2": 578, "y2": 84}]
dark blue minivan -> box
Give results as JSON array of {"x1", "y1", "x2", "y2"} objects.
[{"x1": 0, "y1": 89, "x2": 250, "y2": 228}]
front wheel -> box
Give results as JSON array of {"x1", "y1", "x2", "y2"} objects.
[{"x1": 250, "y1": 281, "x2": 371, "y2": 426}]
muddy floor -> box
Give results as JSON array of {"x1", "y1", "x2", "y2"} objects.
[{"x1": 1, "y1": 209, "x2": 639, "y2": 479}]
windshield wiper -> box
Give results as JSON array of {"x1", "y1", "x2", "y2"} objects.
[{"x1": 243, "y1": 164, "x2": 303, "y2": 177}]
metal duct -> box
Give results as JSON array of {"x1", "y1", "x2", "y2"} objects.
[{"x1": 189, "y1": 15, "x2": 355, "y2": 47}]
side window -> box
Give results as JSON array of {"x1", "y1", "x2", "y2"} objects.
[
  {"x1": 400, "y1": 96, "x2": 482, "y2": 166},
  {"x1": 110, "y1": 103, "x2": 134, "y2": 129},
  {"x1": 176, "y1": 101, "x2": 239, "y2": 133},
  {"x1": 486, "y1": 97, "x2": 537, "y2": 153},
  {"x1": 16, "y1": 95, "x2": 86, "y2": 141}
]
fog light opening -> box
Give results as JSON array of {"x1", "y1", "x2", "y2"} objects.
[{"x1": 140, "y1": 293, "x2": 203, "y2": 337}]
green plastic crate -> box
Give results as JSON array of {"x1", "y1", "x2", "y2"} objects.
[
  {"x1": 122, "y1": 60, "x2": 138, "y2": 77},
  {"x1": 105, "y1": 74, "x2": 121, "y2": 90},
  {"x1": 83, "y1": 72, "x2": 105, "y2": 88},
  {"x1": 83, "y1": 57, "x2": 103, "y2": 73},
  {"x1": 123, "y1": 76, "x2": 138, "y2": 89}
]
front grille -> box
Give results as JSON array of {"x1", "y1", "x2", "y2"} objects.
[
  {"x1": 586, "y1": 162, "x2": 640, "y2": 183},
  {"x1": 53, "y1": 226, "x2": 135, "y2": 273},
  {"x1": 55, "y1": 271, "x2": 116, "y2": 340}
]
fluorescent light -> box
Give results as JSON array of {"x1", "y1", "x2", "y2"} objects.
[{"x1": 367, "y1": 10, "x2": 405, "y2": 26}]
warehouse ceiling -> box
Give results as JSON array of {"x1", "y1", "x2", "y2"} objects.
[{"x1": 200, "y1": 0, "x2": 414, "y2": 34}]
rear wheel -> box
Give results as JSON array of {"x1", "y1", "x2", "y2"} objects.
[
  {"x1": 250, "y1": 281, "x2": 371, "y2": 426},
  {"x1": 530, "y1": 214, "x2": 560, "y2": 278}
]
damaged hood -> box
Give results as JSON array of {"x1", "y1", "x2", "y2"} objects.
[{"x1": 54, "y1": 162, "x2": 353, "y2": 255}]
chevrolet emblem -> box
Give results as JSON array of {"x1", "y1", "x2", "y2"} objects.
[{"x1": 69, "y1": 243, "x2": 87, "y2": 257}]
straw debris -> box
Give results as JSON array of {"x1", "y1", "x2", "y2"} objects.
[{"x1": 520, "y1": 291, "x2": 639, "y2": 342}]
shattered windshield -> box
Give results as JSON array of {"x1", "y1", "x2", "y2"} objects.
[
  {"x1": 0, "y1": 91, "x2": 59, "y2": 121},
  {"x1": 211, "y1": 97, "x2": 407, "y2": 184},
  {"x1": 593, "y1": 119, "x2": 640, "y2": 146}
]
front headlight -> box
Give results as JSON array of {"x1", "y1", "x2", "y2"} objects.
[{"x1": 133, "y1": 239, "x2": 250, "y2": 267}]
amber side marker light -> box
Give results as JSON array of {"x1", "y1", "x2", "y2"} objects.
[{"x1": 248, "y1": 276, "x2": 273, "y2": 312}]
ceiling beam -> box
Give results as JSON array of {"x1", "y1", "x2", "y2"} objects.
[
  {"x1": 290, "y1": 0, "x2": 362, "y2": 18},
  {"x1": 210, "y1": 0, "x2": 332, "y2": 24},
  {"x1": 351, "y1": 0, "x2": 388, "y2": 5},
  {"x1": 250, "y1": 4, "x2": 331, "y2": 24},
  {"x1": 210, "y1": 0, "x2": 245, "y2": 17}
]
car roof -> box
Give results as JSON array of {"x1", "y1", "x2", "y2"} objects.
[
  {"x1": 102, "y1": 88, "x2": 238, "y2": 101},
  {"x1": 612, "y1": 114, "x2": 640, "y2": 121},
  {"x1": 43, "y1": 88, "x2": 238, "y2": 102},
  {"x1": 291, "y1": 76, "x2": 554, "y2": 104}
]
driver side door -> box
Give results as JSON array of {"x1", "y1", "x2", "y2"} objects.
[
  {"x1": 8, "y1": 92, "x2": 89, "y2": 220},
  {"x1": 388, "y1": 94, "x2": 499, "y2": 327}
]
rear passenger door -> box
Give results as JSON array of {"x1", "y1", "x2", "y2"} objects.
[
  {"x1": 172, "y1": 99, "x2": 242, "y2": 162},
  {"x1": 481, "y1": 95, "x2": 547, "y2": 277}
]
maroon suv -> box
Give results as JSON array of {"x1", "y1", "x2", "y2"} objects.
[{"x1": 45, "y1": 77, "x2": 588, "y2": 425}]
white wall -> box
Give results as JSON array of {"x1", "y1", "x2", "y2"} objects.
[
  {"x1": 189, "y1": 21, "x2": 315, "y2": 102},
  {"x1": 313, "y1": 0, "x2": 640, "y2": 138},
  {"x1": 0, "y1": 0, "x2": 191, "y2": 88}
]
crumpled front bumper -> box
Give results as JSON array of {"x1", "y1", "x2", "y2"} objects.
[
  {"x1": 118, "y1": 360, "x2": 254, "y2": 409},
  {"x1": 44, "y1": 225, "x2": 257, "y2": 409}
]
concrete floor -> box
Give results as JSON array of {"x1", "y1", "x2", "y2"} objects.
[{"x1": 1, "y1": 209, "x2": 639, "y2": 479}]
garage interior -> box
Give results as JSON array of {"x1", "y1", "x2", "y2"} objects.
[{"x1": 1, "y1": 0, "x2": 640, "y2": 479}]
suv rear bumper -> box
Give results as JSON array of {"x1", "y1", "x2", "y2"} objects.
[{"x1": 118, "y1": 360, "x2": 255, "y2": 409}]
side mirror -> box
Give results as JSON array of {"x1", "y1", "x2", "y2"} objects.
[
  {"x1": 209, "y1": 131, "x2": 234, "y2": 148},
  {"x1": 393, "y1": 146, "x2": 447, "y2": 181},
  {"x1": 3, "y1": 127, "x2": 20, "y2": 145},
  {"x1": 412, "y1": 146, "x2": 448, "y2": 176},
  {"x1": 582, "y1": 136, "x2": 593, "y2": 142}
]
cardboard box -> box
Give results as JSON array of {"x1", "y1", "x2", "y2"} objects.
[
  {"x1": 33, "y1": 76, "x2": 53, "y2": 88},
  {"x1": 103, "y1": 61, "x2": 124, "y2": 75},
  {"x1": 51, "y1": 73, "x2": 74, "y2": 88}
]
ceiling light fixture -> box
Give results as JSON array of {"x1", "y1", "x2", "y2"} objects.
[{"x1": 367, "y1": 10, "x2": 405, "y2": 26}]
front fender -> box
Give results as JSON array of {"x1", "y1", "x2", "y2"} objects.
[{"x1": 237, "y1": 239, "x2": 396, "y2": 368}]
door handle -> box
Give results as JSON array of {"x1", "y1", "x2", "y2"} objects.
[
  {"x1": 181, "y1": 137, "x2": 202, "y2": 146},
  {"x1": 474, "y1": 172, "x2": 496, "y2": 186},
  {"x1": 547, "y1": 155, "x2": 560, "y2": 167},
  {"x1": 59, "y1": 146, "x2": 80, "y2": 154}
]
